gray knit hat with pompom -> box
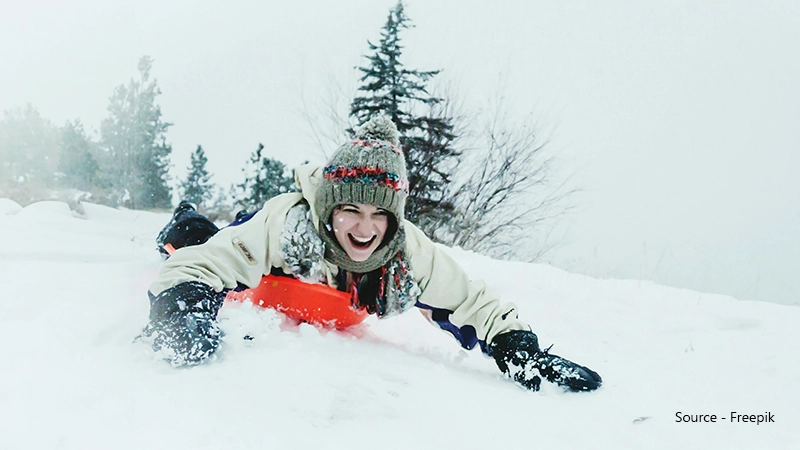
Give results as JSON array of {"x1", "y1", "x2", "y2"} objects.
[{"x1": 315, "y1": 116, "x2": 408, "y2": 273}]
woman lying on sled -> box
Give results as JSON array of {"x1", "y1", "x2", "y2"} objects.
[{"x1": 142, "y1": 116, "x2": 602, "y2": 392}]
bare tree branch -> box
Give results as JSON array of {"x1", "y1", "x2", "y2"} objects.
[
  {"x1": 297, "y1": 70, "x2": 356, "y2": 160},
  {"x1": 434, "y1": 88, "x2": 577, "y2": 262}
]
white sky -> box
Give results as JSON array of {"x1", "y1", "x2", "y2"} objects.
[{"x1": 1, "y1": 0, "x2": 798, "y2": 305}]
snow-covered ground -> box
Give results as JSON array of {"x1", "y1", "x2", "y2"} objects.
[{"x1": 1, "y1": 200, "x2": 798, "y2": 449}]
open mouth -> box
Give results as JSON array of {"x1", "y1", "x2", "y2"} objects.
[{"x1": 348, "y1": 233, "x2": 376, "y2": 249}]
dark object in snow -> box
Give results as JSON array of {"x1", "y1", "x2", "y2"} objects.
[
  {"x1": 489, "y1": 330, "x2": 602, "y2": 392},
  {"x1": 143, "y1": 281, "x2": 224, "y2": 366},
  {"x1": 235, "y1": 209, "x2": 251, "y2": 221},
  {"x1": 156, "y1": 201, "x2": 219, "y2": 257}
]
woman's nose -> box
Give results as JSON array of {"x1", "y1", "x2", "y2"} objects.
[{"x1": 355, "y1": 217, "x2": 376, "y2": 234}]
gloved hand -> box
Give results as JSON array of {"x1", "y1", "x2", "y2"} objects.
[
  {"x1": 489, "y1": 330, "x2": 602, "y2": 392},
  {"x1": 140, "y1": 281, "x2": 224, "y2": 367}
]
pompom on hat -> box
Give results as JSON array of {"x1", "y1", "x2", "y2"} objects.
[{"x1": 315, "y1": 115, "x2": 409, "y2": 273}]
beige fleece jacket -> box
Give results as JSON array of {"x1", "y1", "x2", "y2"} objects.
[{"x1": 149, "y1": 164, "x2": 528, "y2": 347}]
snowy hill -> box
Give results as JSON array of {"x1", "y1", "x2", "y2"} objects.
[{"x1": 1, "y1": 200, "x2": 798, "y2": 449}]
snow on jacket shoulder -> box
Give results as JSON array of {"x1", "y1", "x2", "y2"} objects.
[{"x1": 149, "y1": 164, "x2": 528, "y2": 346}]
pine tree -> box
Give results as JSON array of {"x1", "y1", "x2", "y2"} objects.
[
  {"x1": 203, "y1": 186, "x2": 235, "y2": 223},
  {"x1": 58, "y1": 120, "x2": 101, "y2": 192},
  {"x1": 180, "y1": 145, "x2": 214, "y2": 209},
  {"x1": 100, "y1": 56, "x2": 172, "y2": 209},
  {"x1": 0, "y1": 105, "x2": 61, "y2": 203},
  {"x1": 233, "y1": 143, "x2": 295, "y2": 212},
  {"x1": 350, "y1": 0, "x2": 458, "y2": 231}
]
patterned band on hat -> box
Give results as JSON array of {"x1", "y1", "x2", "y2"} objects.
[{"x1": 323, "y1": 165, "x2": 409, "y2": 193}]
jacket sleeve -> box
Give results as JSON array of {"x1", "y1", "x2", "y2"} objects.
[
  {"x1": 403, "y1": 222, "x2": 529, "y2": 352},
  {"x1": 149, "y1": 193, "x2": 304, "y2": 296}
]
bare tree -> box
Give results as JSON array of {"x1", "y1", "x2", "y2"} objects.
[
  {"x1": 297, "y1": 73, "x2": 357, "y2": 160},
  {"x1": 433, "y1": 92, "x2": 576, "y2": 261}
]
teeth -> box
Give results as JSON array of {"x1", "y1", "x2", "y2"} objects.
[{"x1": 350, "y1": 235, "x2": 373, "y2": 243}]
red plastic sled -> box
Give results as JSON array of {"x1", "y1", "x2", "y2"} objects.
[{"x1": 225, "y1": 274, "x2": 369, "y2": 329}]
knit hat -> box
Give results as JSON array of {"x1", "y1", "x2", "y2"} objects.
[{"x1": 315, "y1": 116, "x2": 408, "y2": 273}]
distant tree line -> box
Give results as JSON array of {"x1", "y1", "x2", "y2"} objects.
[
  {"x1": 0, "y1": 0, "x2": 570, "y2": 261},
  {"x1": 0, "y1": 56, "x2": 294, "y2": 221}
]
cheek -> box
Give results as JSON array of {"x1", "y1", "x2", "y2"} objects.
[{"x1": 331, "y1": 212, "x2": 357, "y2": 234}]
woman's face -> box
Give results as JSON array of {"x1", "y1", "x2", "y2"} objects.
[{"x1": 331, "y1": 203, "x2": 390, "y2": 262}]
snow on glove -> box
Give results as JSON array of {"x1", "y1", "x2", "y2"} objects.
[
  {"x1": 141, "y1": 281, "x2": 224, "y2": 367},
  {"x1": 489, "y1": 330, "x2": 602, "y2": 392}
]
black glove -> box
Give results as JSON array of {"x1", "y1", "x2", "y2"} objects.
[
  {"x1": 490, "y1": 330, "x2": 602, "y2": 392},
  {"x1": 141, "y1": 281, "x2": 224, "y2": 366},
  {"x1": 156, "y1": 201, "x2": 219, "y2": 257}
]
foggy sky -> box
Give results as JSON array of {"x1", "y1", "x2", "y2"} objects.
[{"x1": 1, "y1": 0, "x2": 798, "y2": 305}]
